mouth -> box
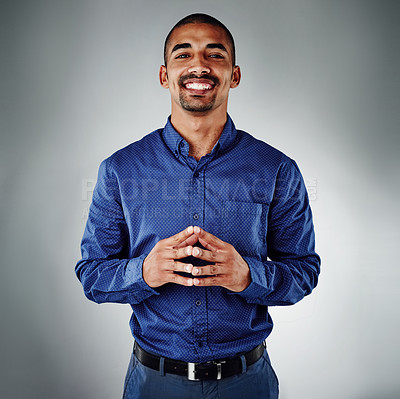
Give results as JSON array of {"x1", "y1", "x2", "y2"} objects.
[
  {"x1": 179, "y1": 76, "x2": 218, "y2": 95},
  {"x1": 184, "y1": 81, "x2": 214, "y2": 91}
]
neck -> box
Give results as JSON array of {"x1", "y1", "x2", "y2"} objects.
[{"x1": 170, "y1": 107, "x2": 228, "y2": 161}]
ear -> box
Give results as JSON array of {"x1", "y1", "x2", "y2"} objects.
[
  {"x1": 230, "y1": 65, "x2": 241, "y2": 88},
  {"x1": 159, "y1": 65, "x2": 169, "y2": 88}
]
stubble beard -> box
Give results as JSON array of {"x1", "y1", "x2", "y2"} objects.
[
  {"x1": 177, "y1": 73, "x2": 220, "y2": 113},
  {"x1": 179, "y1": 92, "x2": 216, "y2": 113}
]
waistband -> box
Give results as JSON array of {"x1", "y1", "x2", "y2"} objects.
[{"x1": 134, "y1": 341, "x2": 265, "y2": 381}]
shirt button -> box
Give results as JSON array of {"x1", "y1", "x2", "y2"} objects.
[
  {"x1": 193, "y1": 213, "x2": 199, "y2": 220},
  {"x1": 195, "y1": 300, "x2": 201, "y2": 306},
  {"x1": 193, "y1": 172, "x2": 199, "y2": 178}
]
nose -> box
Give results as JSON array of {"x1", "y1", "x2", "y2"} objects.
[{"x1": 188, "y1": 55, "x2": 210, "y2": 75}]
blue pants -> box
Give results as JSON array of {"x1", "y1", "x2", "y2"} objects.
[{"x1": 122, "y1": 347, "x2": 279, "y2": 399}]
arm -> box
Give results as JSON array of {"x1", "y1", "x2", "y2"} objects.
[
  {"x1": 75, "y1": 159, "x2": 158, "y2": 304},
  {"x1": 244, "y1": 159, "x2": 320, "y2": 306},
  {"x1": 75, "y1": 159, "x2": 196, "y2": 304},
  {"x1": 189, "y1": 160, "x2": 320, "y2": 306}
]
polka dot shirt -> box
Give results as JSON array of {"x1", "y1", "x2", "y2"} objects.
[{"x1": 76, "y1": 115, "x2": 320, "y2": 362}]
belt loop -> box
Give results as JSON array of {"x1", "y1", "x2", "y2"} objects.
[
  {"x1": 159, "y1": 356, "x2": 165, "y2": 376},
  {"x1": 240, "y1": 354, "x2": 247, "y2": 374}
]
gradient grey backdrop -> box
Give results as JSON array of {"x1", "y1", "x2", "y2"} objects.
[{"x1": 1, "y1": 1, "x2": 399, "y2": 398}]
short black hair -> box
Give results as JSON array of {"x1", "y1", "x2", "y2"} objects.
[{"x1": 163, "y1": 13, "x2": 236, "y2": 67}]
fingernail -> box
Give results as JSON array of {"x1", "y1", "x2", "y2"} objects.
[
  {"x1": 193, "y1": 279, "x2": 200, "y2": 285},
  {"x1": 193, "y1": 248, "x2": 200, "y2": 256},
  {"x1": 187, "y1": 279, "x2": 193, "y2": 286},
  {"x1": 186, "y1": 247, "x2": 192, "y2": 255},
  {"x1": 185, "y1": 264, "x2": 192, "y2": 272},
  {"x1": 193, "y1": 268, "x2": 199, "y2": 275},
  {"x1": 187, "y1": 226, "x2": 193, "y2": 234},
  {"x1": 194, "y1": 226, "x2": 200, "y2": 234}
]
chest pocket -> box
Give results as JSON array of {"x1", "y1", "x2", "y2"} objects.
[{"x1": 222, "y1": 201, "x2": 268, "y2": 257}]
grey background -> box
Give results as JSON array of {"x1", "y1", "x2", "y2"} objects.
[{"x1": 1, "y1": 0, "x2": 399, "y2": 398}]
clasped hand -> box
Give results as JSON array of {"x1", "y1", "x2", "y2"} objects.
[{"x1": 143, "y1": 226, "x2": 251, "y2": 292}]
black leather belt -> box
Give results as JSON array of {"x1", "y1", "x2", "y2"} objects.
[{"x1": 134, "y1": 342, "x2": 265, "y2": 381}]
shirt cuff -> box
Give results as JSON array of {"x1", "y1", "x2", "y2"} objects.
[
  {"x1": 230, "y1": 256, "x2": 272, "y2": 303},
  {"x1": 126, "y1": 254, "x2": 160, "y2": 303}
]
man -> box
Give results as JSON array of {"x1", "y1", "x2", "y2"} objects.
[{"x1": 76, "y1": 13, "x2": 320, "y2": 399}]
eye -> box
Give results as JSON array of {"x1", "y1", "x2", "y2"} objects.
[
  {"x1": 175, "y1": 53, "x2": 190, "y2": 59},
  {"x1": 209, "y1": 54, "x2": 224, "y2": 59}
]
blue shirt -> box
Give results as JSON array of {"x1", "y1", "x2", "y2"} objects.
[{"x1": 76, "y1": 115, "x2": 320, "y2": 363}]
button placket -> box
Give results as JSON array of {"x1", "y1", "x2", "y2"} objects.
[
  {"x1": 191, "y1": 169, "x2": 203, "y2": 226},
  {"x1": 190, "y1": 168, "x2": 211, "y2": 358},
  {"x1": 192, "y1": 286, "x2": 209, "y2": 357}
]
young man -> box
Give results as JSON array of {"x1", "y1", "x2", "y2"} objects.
[{"x1": 76, "y1": 13, "x2": 320, "y2": 399}]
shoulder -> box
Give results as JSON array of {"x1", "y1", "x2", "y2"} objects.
[
  {"x1": 235, "y1": 129, "x2": 294, "y2": 168},
  {"x1": 103, "y1": 128, "x2": 164, "y2": 171}
]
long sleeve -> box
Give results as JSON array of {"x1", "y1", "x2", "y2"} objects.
[
  {"x1": 75, "y1": 118, "x2": 321, "y2": 361},
  {"x1": 75, "y1": 158, "x2": 159, "y2": 304},
  {"x1": 236, "y1": 159, "x2": 320, "y2": 306}
]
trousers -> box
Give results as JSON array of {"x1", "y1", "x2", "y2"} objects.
[{"x1": 122, "y1": 346, "x2": 279, "y2": 399}]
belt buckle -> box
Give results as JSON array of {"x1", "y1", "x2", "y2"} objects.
[
  {"x1": 188, "y1": 362, "x2": 200, "y2": 381},
  {"x1": 213, "y1": 360, "x2": 226, "y2": 380}
]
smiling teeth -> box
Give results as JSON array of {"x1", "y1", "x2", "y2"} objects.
[{"x1": 185, "y1": 83, "x2": 212, "y2": 90}]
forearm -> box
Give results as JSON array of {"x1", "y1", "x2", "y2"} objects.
[
  {"x1": 236, "y1": 254, "x2": 320, "y2": 305},
  {"x1": 75, "y1": 255, "x2": 159, "y2": 304}
]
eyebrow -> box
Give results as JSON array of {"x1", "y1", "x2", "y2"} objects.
[
  {"x1": 170, "y1": 42, "x2": 228, "y2": 54},
  {"x1": 171, "y1": 43, "x2": 191, "y2": 54},
  {"x1": 206, "y1": 43, "x2": 228, "y2": 52}
]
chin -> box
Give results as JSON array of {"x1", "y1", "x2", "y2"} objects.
[{"x1": 179, "y1": 96, "x2": 216, "y2": 113}]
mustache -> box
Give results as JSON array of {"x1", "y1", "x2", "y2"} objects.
[{"x1": 178, "y1": 74, "x2": 220, "y2": 86}]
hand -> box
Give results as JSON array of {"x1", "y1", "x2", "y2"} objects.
[
  {"x1": 189, "y1": 226, "x2": 251, "y2": 292},
  {"x1": 143, "y1": 226, "x2": 198, "y2": 288}
]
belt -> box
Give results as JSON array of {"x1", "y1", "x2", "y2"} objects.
[{"x1": 134, "y1": 342, "x2": 265, "y2": 381}]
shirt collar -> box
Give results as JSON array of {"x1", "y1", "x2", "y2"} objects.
[{"x1": 162, "y1": 114, "x2": 238, "y2": 158}]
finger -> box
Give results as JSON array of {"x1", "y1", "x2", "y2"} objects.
[
  {"x1": 193, "y1": 276, "x2": 222, "y2": 287},
  {"x1": 165, "y1": 261, "x2": 194, "y2": 274},
  {"x1": 197, "y1": 236, "x2": 219, "y2": 252},
  {"x1": 175, "y1": 233, "x2": 198, "y2": 249},
  {"x1": 191, "y1": 246, "x2": 224, "y2": 263},
  {"x1": 194, "y1": 227, "x2": 222, "y2": 250},
  {"x1": 168, "y1": 272, "x2": 193, "y2": 287},
  {"x1": 164, "y1": 226, "x2": 194, "y2": 247},
  {"x1": 192, "y1": 264, "x2": 222, "y2": 276},
  {"x1": 171, "y1": 246, "x2": 194, "y2": 259}
]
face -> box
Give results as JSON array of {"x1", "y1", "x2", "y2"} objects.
[{"x1": 160, "y1": 23, "x2": 241, "y2": 114}]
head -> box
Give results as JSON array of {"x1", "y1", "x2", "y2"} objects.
[
  {"x1": 164, "y1": 13, "x2": 236, "y2": 67},
  {"x1": 160, "y1": 14, "x2": 241, "y2": 114}
]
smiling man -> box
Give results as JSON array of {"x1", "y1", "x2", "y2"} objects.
[{"x1": 76, "y1": 13, "x2": 320, "y2": 399}]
